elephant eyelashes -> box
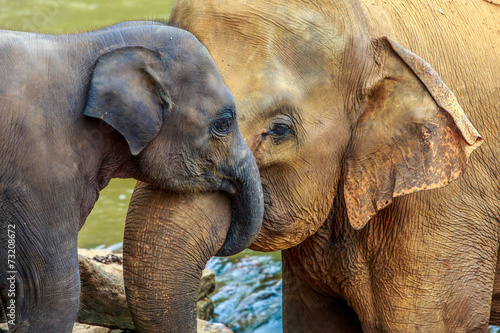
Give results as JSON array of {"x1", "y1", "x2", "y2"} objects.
[
  {"x1": 263, "y1": 108, "x2": 298, "y2": 144},
  {"x1": 266, "y1": 120, "x2": 294, "y2": 144},
  {"x1": 270, "y1": 124, "x2": 290, "y2": 136},
  {"x1": 211, "y1": 109, "x2": 234, "y2": 137}
]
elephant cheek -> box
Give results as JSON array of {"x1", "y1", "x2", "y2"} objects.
[
  {"x1": 248, "y1": 185, "x2": 334, "y2": 252},
  {"x1": 249, "y1": 222, "x2": 305, "y2": 252}
]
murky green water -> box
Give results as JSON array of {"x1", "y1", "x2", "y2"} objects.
[
  {"x1": 0, "y1": 0, "x2": 174, "y2": 35},
  {"x1": 79, "y1": 179, "x2": 136, "y2": 248}
]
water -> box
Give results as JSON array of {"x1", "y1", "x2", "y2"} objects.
[
  {"x1": 207, "y1": 252, "x2": 283, "y2": 333},
  {"x1": 0, "y1": 0, "x2": 175, "y2": 34},
  {"x1": 79, "y1": 179, "x2": 136, "y2": 249}
]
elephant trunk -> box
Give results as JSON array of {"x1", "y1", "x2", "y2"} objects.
[
  {"x1": 123, "y1": 182, "x2": 232, "y2": 332},
  {"x1": 216, "y1": 141, "x2": 264, "y2": 256}
]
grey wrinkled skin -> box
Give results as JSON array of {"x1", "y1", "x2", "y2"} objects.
[{"x1": 0, "y1": 21, "x2": 263, "y2": 332}]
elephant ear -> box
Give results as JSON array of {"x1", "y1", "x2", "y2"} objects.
[
  {"x1": 84, "y1": 46, "x2": 172, "y2": 155},
  {"x1": 344, "y1": 36, "x2": 482, "y2": 230}
]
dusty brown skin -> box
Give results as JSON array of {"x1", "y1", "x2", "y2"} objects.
[
  {"x1": 124, "y1": 0, "x2": 500, "y2": 331},
  {"x1": 0, "y1": 22, "x2": 263, "y2": 332}
]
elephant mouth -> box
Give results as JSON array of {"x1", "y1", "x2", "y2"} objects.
[
  {"x1": 261, "y1": 181, "x2": 273, "y2": 209},
  {"x1": 209, "y1": 165, "x2": 237, "y2": 195},
  {"x1": 219, "y1": 178, "x2": 237, "y2": 195}
]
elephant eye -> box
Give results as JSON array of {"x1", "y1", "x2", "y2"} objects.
[
  {"x1": 212, "y1": 110, "x2": 234, "y2": 137},
  {"x1": 266, "y1": 120, "x2": 293, "y2": 142},
  {"x1": 269, "y1": 124, "x2": 290, "y2": 136},
  {"x1": 264, "y1": 108, "x2": 299, "y2": 144}
]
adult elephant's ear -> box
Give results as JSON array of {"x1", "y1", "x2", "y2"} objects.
[
  {"x1": 84, "y1": 46, "x2": 172, "y2": 155},
  {"x1": 344, "y1": 36, "x2": 482, "y2": 230}
]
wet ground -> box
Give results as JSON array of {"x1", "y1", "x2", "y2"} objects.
[{"x1": 207, "y1": 253, "x2": 283, "y2": 333}]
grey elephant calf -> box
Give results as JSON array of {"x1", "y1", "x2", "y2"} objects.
[{"x1": 0, "y1": 22, "x2": 264, "y2": 332}]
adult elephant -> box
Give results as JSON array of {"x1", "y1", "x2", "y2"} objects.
[
  {"x1": 0, "y1": 22, "x2": 263, "y2": 332},
  {"x1": 124, "y1": 0, "x2": 500, "y2": 332}
]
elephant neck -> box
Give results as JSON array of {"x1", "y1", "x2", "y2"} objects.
[
  {"x1": 95, "y1": 128, "x2": 141, "y2": 189},
  {"x1": 283, "y1": 189, "x2": 358, "y2": 295},
  {"x1": 75, "y1": 123, "x2": 140, "y2": 228}
]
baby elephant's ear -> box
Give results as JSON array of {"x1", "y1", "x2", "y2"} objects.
[
  {"x1": 84, "y1": 46, "x2": 171, "y2": 155},
  {"x1": 344, "y1": 36, "x2": 483, "y2": 230}
]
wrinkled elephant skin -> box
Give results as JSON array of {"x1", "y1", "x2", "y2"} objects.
[
  {"x1": 161, "y1": 0, "x2": 500, "y2": 332},
  {"x1": 124, "y1": 184, "x2": 231, "y2": 332}
]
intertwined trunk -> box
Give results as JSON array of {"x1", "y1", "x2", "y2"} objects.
[{"x1": 123, "y1": 182, "x2": 232, "y2": 332}]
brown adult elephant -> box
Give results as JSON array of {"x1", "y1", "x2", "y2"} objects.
[{"x1": 124, "y1": 0, "x2": 500, "y2": 332}]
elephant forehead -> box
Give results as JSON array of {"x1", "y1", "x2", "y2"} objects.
[
  {"x1": 230, "y1": 72, "x2": 303, "y2": 124},
  {"x1": 171, "y1": 0, "x2": 347, "y2": 80},
  {"x1": 170, "y1": 0, "x2": 352, "y2": 125}
]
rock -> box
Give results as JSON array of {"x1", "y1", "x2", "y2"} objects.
[
  {"x1": 77, "y1": 253, "x2": 134, "y2": 329},
  {"x1": 78, "y1": 249, "x2": 125, "y2": 277},
  {"x1": 0, "y1": 250, "x2": 230, "y2": 332},
  {"x1": 197, "y1": 297, "x2": 214, "y2": 321},
  {"x1": 72, "y1": 323, "x2": 125, "y2": 333},
  {"x1": 199, "y1": 269, "x2": 216, "y2": 300},
  {"x1": 197, "y1": 320, "x2": 234, "y2": 333},
  {"x1": 77, "y1": 249, "x2": 227, "y2": 331},
  {"x1": 197, "y1": 270, "x2": 216, "y2": 321}
]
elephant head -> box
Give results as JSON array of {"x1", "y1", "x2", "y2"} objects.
[
  {"x1": 166, "y1": 0, "x2": 481, "y2": 250},
  {"x1": 123, "y1": 2, "x2": 483, "y2": 332},
  {"x1": 83, "y1": 30, "x2": 263, "y2": 256}
]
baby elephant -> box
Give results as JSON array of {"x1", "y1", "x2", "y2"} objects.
[{"x1": 0, "y1": 22, "x2": 263, "y2": 332}]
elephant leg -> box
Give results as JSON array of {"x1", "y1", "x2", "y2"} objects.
[
  {"x1": 282, "y1": 250, "x2": 362, "y2": 333},
  {"x1": 0, "y1": 222, "x2": 80, "y2": 332}
]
